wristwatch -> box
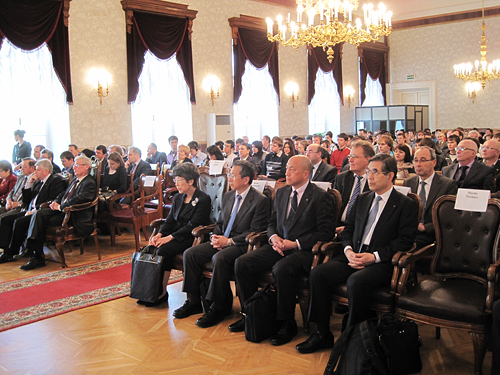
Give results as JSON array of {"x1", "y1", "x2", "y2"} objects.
[{"x1": 227, "y1": 238, "x2": 234, "y2": 247}]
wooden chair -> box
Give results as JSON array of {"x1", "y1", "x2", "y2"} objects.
[
  {"x1": 394, "y1": 195, "x2": 500, "y2": 375},
  {"x1": 321, "y1": 192, "x2": 422, "y2": 315},
  {"x1": 45, "y1": 197, "x2": 101, "y2": 268},
  {"x1": 246, "y1": 188, "x2": 342, "y2": 332},
  {"x1": 108, "y1": 175, "x2": 163, "y2": 251}
]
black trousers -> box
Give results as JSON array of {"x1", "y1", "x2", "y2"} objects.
[
  {"x1": 0, "y1": 209, "x2": 24, "y2": 254},
  {"x1": 308, "y1": 255, "x2": 392, "y2": 331},
  {"x1": 156, "y1": 236, "x2": 193, "y2": 271},
  {"x1": 492, "y1": 300, "x2": 500, "y2": 375},
  {"x1": 235, "y1": 245, "x2": 313, "y2": 321},
  {"x1": 182, "y1": 241, "x2": 246, "y2": 312},
  {"x1": 26, "y1": 208, "x2": 65, "y2": 260}
]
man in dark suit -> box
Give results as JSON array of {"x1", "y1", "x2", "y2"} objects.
[
  {"x1": 145, "y1": 143, "x2": 167, "y2": 166},
  {"x1": 233, "y1": 155, "x2": 336, "y2": 344},
  {"x1": 296, "y1": 154, "x2": 418, "y2": 354},
  {"x1": 259, "y1": 136, "x2": 289, "y2": 180},
  {"x1": 481, "y1": 139, "x2": 500, "y2": 194},
  {"x1": 0, "y1": 158, "x2": 35, "y2": 216},
  {"x1": 334, "y1": 140, "x2": 375, "y2": 230},
  {"x1": 404, "y1": 146, "x2": 458, "y2": 248},
  {"x1": 60, "y1": 151, "x2": 75, "y2": 176},
  {"x1": 442, "y1": 139, "x2": 495, "y2": 192},
  {"x1": 40, "y1": 149, "x2": 61, "y2": 174},
  {"x1": 20, "y1": 155, "x2": 97, "y2": 270},
  {"x1": 418, "y1": 138, "x2": 448, "y2": 171},
  {"x1": 126, "y1": 146, "x2": 151, "y2": 190},
  {"x1": 95, "y1": 145, "x2": 108, "y2": 173},
  {"x1": 0, "y1": 159, "x2": 66, "y2": 263},
  {"x1": 306, "y1": 144, "x2": 337, "y2": 184},
  {"x1": 173, "y1": 160, "x2": 269, "y2": 328}
]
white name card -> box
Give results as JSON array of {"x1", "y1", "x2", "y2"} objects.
[
  {"x1": 455, "y1": 188, "x2": 490, "y2": 212},
  {"x1": 209, "y1": 160, "x2": 225, "y2": 175},
  {"x1": 311, "y1": 181, "x2": 331, "y2": 191},
  {"x1": 252, "y1": 180, "x2": 267, "y2": 193},
  {"x1": 144, "y1": 175, "x2": 155, "y2": 187},
  {"x1": 394, "y1": 186, "x2": 411, "y2": 196},
  {"x1": 265, "y1": 180, "x2": 276, "y2": 188}
]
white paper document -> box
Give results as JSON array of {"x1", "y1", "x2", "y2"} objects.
[{"x1": 455, "y1": 188, "x2": 490, "y2": 212}]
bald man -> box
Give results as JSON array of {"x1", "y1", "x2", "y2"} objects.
[
  {"x1": 233, "y1": 155, "x2": 336, "y2": 345},
  {"x1": 442, "y1": 139, "x2": 495, "y2": 192},
  {"x1": 482, "y1": 139, "x2": 500, "y2": 193}
]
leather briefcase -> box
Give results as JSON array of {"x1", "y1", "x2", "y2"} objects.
[{"x1": 243, "y1": 284, "x2": 280, "y2": 343}]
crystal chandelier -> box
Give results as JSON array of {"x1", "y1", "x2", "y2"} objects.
[
  {"x1": 266, "y1": 0, "x2": 393, "y2": 63},
  {"x1": 453, "y1": 1, "x2": 500, "y2": 90}
]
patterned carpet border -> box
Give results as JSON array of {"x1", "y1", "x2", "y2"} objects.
[
  {"x1": 0, "y1": 255, "x2": 132, "y2": 293},
  {"x1": 0, "y1": 256, "x2": 183, "y2": 332}
]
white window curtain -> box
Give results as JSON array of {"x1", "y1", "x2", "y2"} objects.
[
  {"x1": 0, "y1": 39, "x2": 70, "y2": 162},
  {"x1": 132, "y1": 51, "x2": 193, "y2": 156},
  {"x1": 308, "y1": 69, "x2": 341, "y2": 135},
  {"x1": 362, "y1": 75, "x2": 384, "y2": 106},
  {"x1": 233, "y1": 60, "x2": 279, "y2": 142}
]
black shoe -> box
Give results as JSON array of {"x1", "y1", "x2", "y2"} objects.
[
  {"x1": 13, "y1": 247, "x2": 30, "y2": 259},
  {"x1": 296, "y1": 330, "x2": 334, "y2": 354},
  {"x1": 334, "y1": 303, "x2": 348, "y2": 314},
  {"x1": 0, "y1": 253, "x2": 16, "y2": 263},
  {"x1": 270, "y1": 320, "x2": 298, "y2": 346},
  {"x1": 173, "y1": 300, "x2": 203, "y2": 319},
  {"x1": 196, "y1": 309, "x2": 225, "y2": 328},
  {"x1": 143, "y1": 293, "x2": 169, "y2": 307},
  {"x1": 20, "y1": 257, "x2": 46, "y2": 270},
  {"x1": 136, "y1": 300, "x2": 147, "y2": 305},
  {"x1": 228, "y1": 317, "x2": 245, "y2": 333}
]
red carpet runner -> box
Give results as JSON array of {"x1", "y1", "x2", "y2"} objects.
[{"x1": 0, "y1": 255, "x2": 182, "y2": 332}]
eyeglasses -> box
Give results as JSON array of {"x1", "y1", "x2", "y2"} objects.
[
  {"x1": 482, "y1": 147, "x2": 499, "y2": 151},
  {"x1": 413, "y1": 158, "x2": 433, "y2": 163},
  {"x1": 457, "y1": 147, "x2": 476, "y2": 152},
  {"x1": 365, "y1": 169, "x2": 387, "y2": 176},
  {"x1": 173, "y1": 178, "x2": 186, "y2": 183},
  {"x1": 348, "y1": 155, "x2": 363, "y2": 160},
  {"x1": 305, "y1": 149, "x2": 320, "y2": 154},
  {"x1": 228, "y1": 173, "x2": 238, "y2": 179},
  {"x1": 74, "y1": 164, "x2": 84, "y2": 168}
]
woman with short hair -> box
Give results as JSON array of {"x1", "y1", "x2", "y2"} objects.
[
  {"x1": 0, "y1": 160, "x2": 17, "y2": 203},
  {"x1": 171, "y1": 144, "x2": 193, "y2": 169},
  {"x1": 12, "y1": 130, "x2": 32, "y2": 166},
  {"x1": 143, "y1": 163, "x2": 211, "y2": 306}
]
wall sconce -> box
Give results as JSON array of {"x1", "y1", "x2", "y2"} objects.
[
  {"x1": 285, "y1": 81, "x2": 299, "y2": 107},
  {"x1": 465, "y1": 81, "x2": 481, "y2": 103},
  {"x1": 203, "y1": 75, "x2": 220, "y2": 106},
  {"x1": 344, "y1": 85, "x2": 355, "y2": 107},
  {"x1": 88, "y1": 68, "x2": 111, "y2": 105}
]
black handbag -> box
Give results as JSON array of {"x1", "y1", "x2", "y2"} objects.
[
  {"x1": 243, "y1": 284, "x2": 280, "y2": 343},
  {"x1": 377, "y1": 314, "x2": 422, "y2": 375},
  {"x1": 130, "y1": 245, "x2": 164, "y2": 304}
]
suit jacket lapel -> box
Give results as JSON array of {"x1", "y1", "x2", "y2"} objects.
[
  {"x1": 373, "y1": 190, "x2": 399, "y2": 233},
  {"x1": 222, "y1": 191, "x2": 236, "y2": 233},
  {"x1": 312, "y1": 162, "x2": 323, "y2": 181},
  {"x1": 234, "y1": 188, "x2": 255, "y2": 224},
  {"x1": 425, "y1": 175, "x2": 442, "y2": 214},
  {"x1": 343, "y1": 172, "x2": 355, "y2": 203},
  {"x1": 463, "y1": 161, "x2": 479, "y2": 185},
  {"x1": 289, "y1": 183, "x2": 313, "y2": 229}
]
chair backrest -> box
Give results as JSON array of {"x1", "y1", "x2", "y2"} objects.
[
  {"x1": 328, "y1": 188, "x2": 343, "y2": 230},
  {"x1": 198, "y1": 172, "x2": 228, "y2": 224},
  {"x1": 262, "y1": 185, "x2": 275, "y2": 214},
  {"x1": 407, "y1": 192, "x2": 423, "y2": 225},
  {"x1": 138, "y1": 174, "x2": 161, "y2": 197},
  {"x1": 431, "y1": 195, "x2": 500, "y2": 283}
]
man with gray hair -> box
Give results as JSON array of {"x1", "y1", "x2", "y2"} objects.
[
  {"x1": 0, "y1": 159, "x2": 66, "y2": 264},
  {"x1": 19, "y1": 155, "x2": 97, "y2": 270},
  {"x1": 126, "y1": 146, "x2": 151, "y2": 190}
]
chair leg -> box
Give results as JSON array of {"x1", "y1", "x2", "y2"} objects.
[
  {"x1": 80, "y1": 239, "x2": 84, "y2": 255},
  {"x1": 298, "y1": 292, "x2": 310, "y2": 334},
  {"x1": 110, "y1": 224, "x2": 116, "y2": 246},
  {"x1": 133, "y1": 227, "x2": 141, "y2": 252},
  {"x1": 471, "y1": 332, "x2": 488, "y2": 375},
  {"x1": 436, "y1": 327, "x2": 441, "y2": 339},
  {"x1": 94, "y1": 234, "x2": 101, "y2": 260},
  {"x1": 56, "y1": 242, "x2": 67, "y2": 268}
]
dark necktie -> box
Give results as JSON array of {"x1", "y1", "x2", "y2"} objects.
[
  {"x1": 456, "y1": 165, "x2": 469, "y2": 188},
  {"x1": 284, "y1": 190, "x2": 298, "y2": 239},
  {"x1": 419, "y1": 181, "x2": 427, "y2": 223},
  {"x1": 28, "y1": 180, "x2": 44, "y2": 210},
  {"x1": 224, "y1": 194, "x2": 242, "y2": 238},
  {"x1": 361, "y1": 196, "x2": 382, "y2": 248},
  {"x1": 64, "y1": 180, "x2": 78, "y2": 202},
  {"x1": 346, "y1": 175, "x2": 362, "y2": 220}
]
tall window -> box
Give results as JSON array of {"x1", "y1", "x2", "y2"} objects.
[
  {"x1": 362, "y1": 75, "x2": 384, "y2": 106},
  {"x1": 132, "y1": 51, "x2": 193, "y2": 155},
  {"x1": 233, "y1": 60, "x2": 279, "y2": 141},
  {"x1": 359, "y1": 47, "x2": 387, "y2": 107},
  {"x1": 123, "y1": 2, "x2": 197, "y2": 154},
  {"x1": 230, "y1": 19, "x2": 280, "y2": 141},
  {"x1": 307, "y1": 45, "x2": 343, "y2": 135},
  {"x1": 0, "y1": 39, "x2": 70, "y2": 161}
]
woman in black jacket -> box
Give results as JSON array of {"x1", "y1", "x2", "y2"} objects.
[
  {"x1": 101, "y1": 152, "x2": 127, "y2": 193},
  {"x1": 144, "y1": 162, "x2": 211, "y2": 306}
]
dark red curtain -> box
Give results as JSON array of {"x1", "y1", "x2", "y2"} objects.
[
  {"x1": 233, "y1": 28, "x2": 279, "y2": 104},
  {"x1": 359, "y1": 48, "x2": 387, "y2": 106},
  {"x1": 308, "y1": 44, "x2": 343, "y2": 105},
  {"x1": 0, "y1": 0, "x2": 73, "y2": 103},
  {"x1": 126, "y1": 12, "x2": 195, "y2": 104}
]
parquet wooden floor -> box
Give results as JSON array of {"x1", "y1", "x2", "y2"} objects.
[{"x1": 0, "y1": 231, "x2": 493, "y2": 374}]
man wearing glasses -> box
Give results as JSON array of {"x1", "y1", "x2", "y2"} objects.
[
  {"x1": 442, "y1": 139, "x2": 495, "y2": 192},
  {"x1": 19, "y1": 155, "x2": 97, "y2": 270},
  {"x1": 306, "y1": 144, "x2": 337, "y2": 184},
  {"x1": 296, "y1": 154, "x2": 418, "y2": 354},
  {"x1": 404, "y1": 146, "x2": 457, "y2": 249}
]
